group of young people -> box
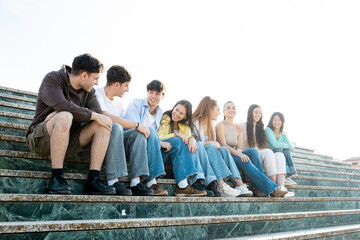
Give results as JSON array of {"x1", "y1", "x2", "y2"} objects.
[{"x1": 26, "y1": 53, "x2": 297, "y2": 198}]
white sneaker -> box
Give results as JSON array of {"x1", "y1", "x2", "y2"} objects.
[
  {"x1": 284, "y1": 178, "x2": 297, "y2": 187},
  {"x1": 235, "y1": 184, "x2": 253, "y2": 197},
  {"x1": 284, "y1": 191, "x2": 295, "y2": 197},
  {"x1": 219, "y1": 183, "x2": 241, "y2": 197}
]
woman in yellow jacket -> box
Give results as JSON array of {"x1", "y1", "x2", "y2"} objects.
[{"x1": 158, "y1": 100, "x2": 208, "y2": 197}]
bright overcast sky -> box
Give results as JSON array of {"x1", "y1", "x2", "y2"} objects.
[{"x1": 1, "y1": 0, "x2": 359, "y2": 160}]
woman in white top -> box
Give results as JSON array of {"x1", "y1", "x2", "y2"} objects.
[{"x1": 241, "y1": 104, "x2": 287, "y2": 190}]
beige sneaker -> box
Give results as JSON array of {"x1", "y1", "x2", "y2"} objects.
[
  {"x1": 147, "y1": 184, "x2": 168, "y2": 196},
  {"x1": 234, "y1": 184, "x2": 253, "y2": 197},
  {"x1": 175, "y1": 185, "x2": 207, "y2": 197},
  {"x1": 270, "y1": 187, "x2": 288, "y2": 197},
  {"x1": 219, "y1": 183, "x2": 241, "y2": 197}
]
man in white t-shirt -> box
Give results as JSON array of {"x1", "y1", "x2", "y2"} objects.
[{"x1": 95, "y1": 65, "x2": 167, "y2": 196}]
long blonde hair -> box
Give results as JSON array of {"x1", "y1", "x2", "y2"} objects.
[{"x1": 192, "y1": 96, "x2": 217, "y2": 141}]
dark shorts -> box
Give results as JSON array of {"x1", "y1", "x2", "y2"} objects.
[{"x1": 26, "y1": 121, "x2": 91, "y2": 156}]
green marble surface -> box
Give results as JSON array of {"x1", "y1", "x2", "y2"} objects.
[
  {"x1": 208, "y1": 215, "x2": 360, "y2": 239},
  {"x1": 0, "y1": 106, "x2": 35, "y2": 115},
  {"x1": 0, "y1": 225, "x2": 208, "y2": 240}
]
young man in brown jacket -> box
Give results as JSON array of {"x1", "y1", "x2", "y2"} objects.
[{"x1": 26, "y1": 53, "x2": 116, "y2": 195}]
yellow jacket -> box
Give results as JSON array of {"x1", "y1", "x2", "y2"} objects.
[{"x1": 157, "y1": 115, "x2": 192, "y2": 141}]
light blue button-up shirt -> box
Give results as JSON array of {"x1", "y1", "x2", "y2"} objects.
[{"x1": 123, "y1": 98, "x2": 164, "y2": 130}]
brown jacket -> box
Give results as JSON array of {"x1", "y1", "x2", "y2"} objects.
[{"x1": 26, "y1": 65, "x2": 102, "y2": 137}]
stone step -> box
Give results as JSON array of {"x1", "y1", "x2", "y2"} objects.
[
  {"x1": 0, "y1": 100, "x2": 35, "y2": 112},
  {"x1": 292, "y1": 175, "x2": 360, "y2": 188},
  {"x1": 224, "y1": 223, "x2": 360, "y2": 240},
  {"x1": 0, "y1": 92, "x2": 36, "y2": 107},
  {"x1": 0, "y1": 135, "x2": 350, "y2": 174},
  {"x1": 292, "y1": 152, "x2": 351, "y2": 168},
  {"x1": 297, "y1": 167, "x2": 360, "y2": 180},
  {"x1": 0, "y1": 122, "x2": 27, "y2": 136},
  {"x1": 0, "y1": 86, "x2": 37, "y2": 99},
  {"x1": 291, "y1": 145, "x2": 314, "y2": 153},
  {"x1": 2, "y1": 169, "x2": 360, "y2": 197},
  {"x1": 1, "y1": 209, "x2": 360, "y2": 239},
  {"x1": 293, "y1": 158, "x2": 359, "y2": 174},
  {"x1": 1, "y1": 193, "x2": 360, "y2": 223},
  {"x1": 0, "y1": 111, "x2": 33, "y2": 125}
]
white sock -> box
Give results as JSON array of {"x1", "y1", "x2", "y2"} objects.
[
  {"x1": 108, "y1": 179, "x2": 118, "y2": 187},
  {"x1": 130, "y1": 177, "x2": 140, "y2": 187},
  {"x1": 146, "y1": 178, "x2": 157, "y2": 188},
  {"x1": 178, "y1": 179, "x2": 188, "y2": 189}
]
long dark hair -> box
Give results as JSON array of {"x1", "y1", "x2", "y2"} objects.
[
  {"x1": 267, "y1": 112, "x2": 285, "y2": 133},
  {"x1": 193, "y1": 96, "x2": 217, "y2": 141},
  {"x1": 163, "y1": 100, "x2": 193, "y2": 133},
  {"x1": 246, "y1": 104, "x2": 267, "y2": 149}
]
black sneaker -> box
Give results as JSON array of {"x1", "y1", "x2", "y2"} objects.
[
  {"x1": 192, "y1": 179, "x2": 214, "y2": 197},
  {"x1": 130, "y1": 183, "x2": 155, "y2": 196},
  {"x1": 206, "y1": 181, "x2": 221, "y2": 197},
  {"x1": 47, "y1": 175, "x2": 71, "y2": 195},
  {"x1": 84, "y1": 176, "x2": 116, "y2": 195},
  {"x1": 112, "y1": 182, "x2": 132, "y2": 196}
]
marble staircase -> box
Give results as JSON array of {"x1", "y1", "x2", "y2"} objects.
[{"x1": 1, "y1": 86, "x2": 360, "y2": 239}]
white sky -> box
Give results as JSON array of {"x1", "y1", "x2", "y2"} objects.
[{"x1": 1, "y1": 0, "x2": 359, "y2": 160}]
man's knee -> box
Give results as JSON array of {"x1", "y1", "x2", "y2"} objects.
[
  {"x1": 49, "y1": 112, "x2": 73, "y2": 133},
  {"x1": 111, "y1": 123, "x2": 124, "y2": 137}
]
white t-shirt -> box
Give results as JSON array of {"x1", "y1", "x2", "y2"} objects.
[
  {"x1": 143, "y1": 110, "x2": 156, "y2": 129},
  {"x1": 95, "y1": 87, "x2": 124, "y2": 117}
]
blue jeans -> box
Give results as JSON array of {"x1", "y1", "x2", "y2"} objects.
[
  {"x1": 123, "y1": 128, "x2": 166, "y2": 182},
  {"x1": 161, "y1": 137, "x2": 203, "y2": 183},
  {"x1": 123, "y1": 129, "x2": 149, "y2": 180},
  {"x1": 273, "y1": 148, "x2": 296, "y2": 177},
  {"x1": 146, "y1": 127, "x2": 166, "y2": 182},
  {"x1": 218, "y1": 146, "x2": 242, "y2": 179},
  {"x1": 203, "y1": 144, "x2": 241, "y2": 181},
  {"x1": 232, "y1": 148, "x2": 278, "y2": 196},
  {"x1": 194, "y1": 143, "x2": 218, "y2": 186},
  {"x1": 104, "y1": 123, "x2": 128, "y2": 181}
]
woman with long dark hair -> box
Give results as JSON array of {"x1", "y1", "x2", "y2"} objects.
[
  {"x1": 240, "y1": 104, "x2": 287, "y2": 191},
  {"x1": 216, "y1": 101, "x2": 287, "y2": 197},
  {"x1": 193, "y1": 96, "x2": 252, "y2": 197},
  {"x1": 266, "y1": 112, "x2": 297, "y2": 187},
  {"x1": 157, "y1": 100, "x2": 207, "y2": 197}
]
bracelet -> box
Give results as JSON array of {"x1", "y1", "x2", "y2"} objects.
[{"x1": 135, "y1": 122, "x2": 139, "y2": 129}]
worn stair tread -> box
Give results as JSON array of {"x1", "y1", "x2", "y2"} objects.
[
  {"x1": 2, "y1": 169, "x2": 360, "y2": 192},
  {"x1": 0, "y1": 110, "x2": 34, "y2": 120},
  {"x1": 0, "y1": 100, "x2": 36, "y2": 111},
  {"x1": 293, "y1": 158, "x2": 357, "y2": 171},
  {"x1": 2, "y1": 193, "x2": 360, "y2": 204},
  {"x1": 0, "y1": 169, "x2": 176, "y2": 184},
  {"x1": 0, "y1": 122, "x2": 28, "y2": 131},
  {"x1": 292, "y1": 152, "x2": 350, "y2": 167},
  {"x1": 0, "y1": 92, "x2": 37, "y2": 103},
  {"x1": 0, "y1": 86, "x2": 37, "y2": 97},
  {"x1": 0, "y1": 134, "x2": 26, "y2": 142},
  {"x1": 292, "y1": 174, "x2": 360, "y2": 183},
  {"x1": 1, "y1": 209, "x2": 360, "y2": 234},
  {"x1": 296, "y1": 166, "x2": 360, "y2": 177},
  {"x1": 223, "y1": 223, "x2": 360, "y2": 240}
]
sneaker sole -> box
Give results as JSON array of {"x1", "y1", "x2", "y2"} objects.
[
  {"x1": 175, "y1": 193, "x2": 207, "y2": 197},
  {"x1": 239, "y1": 192, "x2": 253, "y2": 197}
]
